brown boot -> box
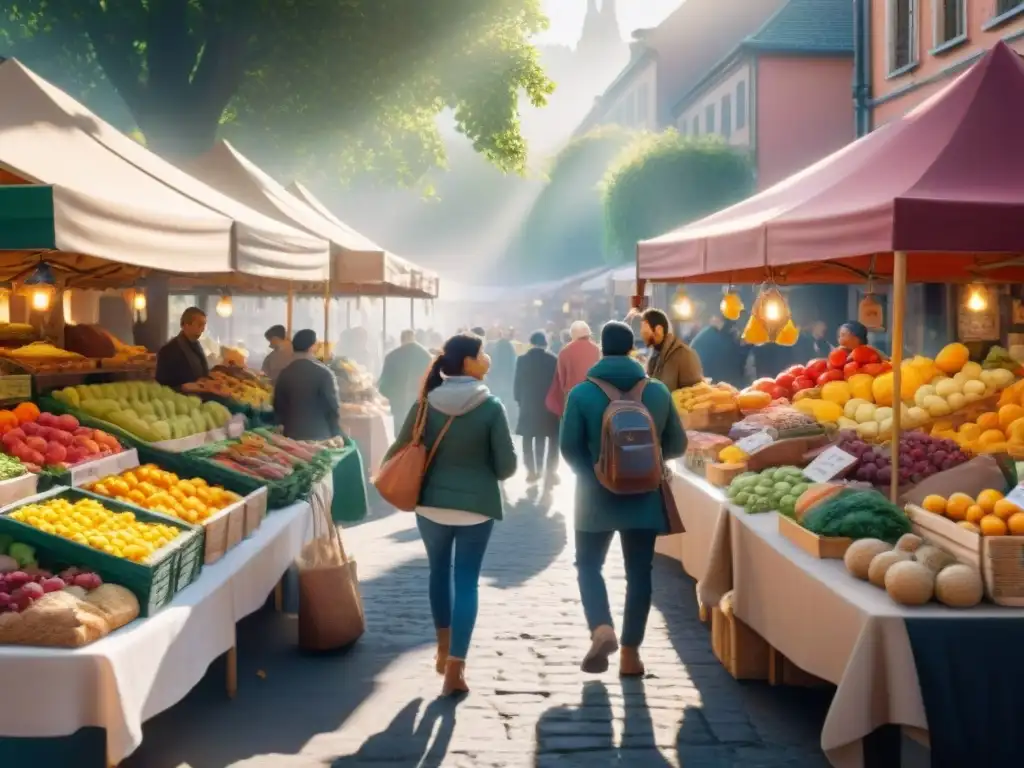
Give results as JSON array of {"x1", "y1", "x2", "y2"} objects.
[
  {"x1": 620, "y1": 646, "x2": 645, "y2": 677},
  {"x1": 581, "y1": 624, "x2": 619, "y2": 674},
  {"x1": 441, "y1": 658, "x2": 469, "y2": 696},
  {"x1": 435, "y1": 628, "x2": 450, "y2": 675}
]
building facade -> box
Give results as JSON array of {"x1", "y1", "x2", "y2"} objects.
[
  {"x1": 672, "y1": 0, "x2": 855, "y2": 191},
  {"x1": 858, "y1": 0, "x2": 1024, "y2": 129}
]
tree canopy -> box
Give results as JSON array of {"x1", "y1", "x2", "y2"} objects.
[
  {"x1": 503, "y1": 125, "x2": 636, "y2": 282},
  {"x1": 602, "y1": 131, "x2": 754, "y2": 261},
  {"x1": 0, "y1": 0, "x2": 554, "y2": 183}
]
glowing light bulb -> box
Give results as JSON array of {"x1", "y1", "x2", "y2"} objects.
[
  {"x1": 764, "y1": 299, "x2": 782, "y2": 322},
  {"x1": 132, "y1": 292, "x2": 147, "y2": 312},
  {"x1": 215, "y1": 296, "x2": 233, "y2": 318},
  {"x1": 31, "y1": 289, "x2": 50, "y2": 312},
  {"x1": 966, "y1": 288, "x2": 987, "y2": 313},
  {"x1": 674, "y1": 296, "x2": 694, "y2": 320}
]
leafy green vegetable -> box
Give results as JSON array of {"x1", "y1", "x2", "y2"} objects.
[{"x1": 802, "y1": 489, "x2": 911, "y2": 542}]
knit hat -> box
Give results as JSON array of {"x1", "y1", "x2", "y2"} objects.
[{"x1": 601, "y1": 321, "x2": 634, "y2": 357}]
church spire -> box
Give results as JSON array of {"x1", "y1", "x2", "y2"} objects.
[
  {"x1": 600, "y1": 0, "x2": 621, "y2": 45},
  {"x1": 579, "y1": 0, "x2": 603, "y2": 53}
]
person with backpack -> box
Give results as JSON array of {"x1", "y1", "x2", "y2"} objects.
[
  {"x1": 380, "y1": 333, "x2": 518, "y2": 696},
  {"x1": 559, "y1": 321, "x2": 687, "y2": 676}
]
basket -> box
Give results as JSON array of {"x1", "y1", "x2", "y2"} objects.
[{"x1": 0, "y1": 486, "x2": 203, "y2": 616}]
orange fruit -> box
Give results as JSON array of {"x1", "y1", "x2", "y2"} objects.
[
  {"x1": 921, "y1": 495, "x2": 947, "y2": 514},
  {"x1": 979, "y1": 429, "x2": 1006, "y2": 446},
  {"x1": 965, "y1": 504, "x2": 986, "y2": 524},
  {"x1": 1008, "y1": 512, "x2": 1024, "y2": 535},
  {"x1": 980, "y1": 514, "x2": 1008, "y2": 536},
  {"x1": 977, "y1": 412, "x2": 1001, "y2": 432},
  {"x1": 999, "y1": 404, "x2": 1024, "y2": 432},
  {"x1": 958, "y1": 521, "x2": 981, "y2": 533},
  {"x1": 993, "y1": 498, "x2": 1021, "y2": 521},
  {"x1": 977, "y1": 489, "x2": 1005, "y2": 514},
  {"x1": 959, "y1": 423, "x2": 982, "y2": 441},
  {"x1": 945, "y1": 492, "x2": 974, "y2": 521}
]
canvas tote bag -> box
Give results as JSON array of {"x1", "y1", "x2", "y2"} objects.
[
  {"x1": 297, "y1": 481, "x2": 365, "y2": 651},
  {"x1": 373, "y1": 398, "x2": 453, "y2": 512}
]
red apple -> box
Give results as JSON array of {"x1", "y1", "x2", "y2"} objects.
[
  {"x1": 805, "y1": 359, "x2": 828, "y2": 379},
  {"x1": 36, "y1": 412, "x2": 58, "y2": 428},
  {"x1": 769, "y1": 385, "x2": 790, "y2": 401},
  {"x1": 19, "y1": 422, "x2": 40, "y2": 437},
  {"x1": 850, "y1": 346, "x2": 882, "y2": 365},
  {"x1": 792, "y1": 376, "x2": 815, "y2": 392},
  {"x1": 828, "y1": 348, "x2": 850, "y2": 369},
  {"x1": 24, "y1": 436, "x2": 46, "y2": 453},
  {"x1": 752, "y1": 378, "x2": 776, "y2": 395},
  {"x1": 55, "y1": 414, "x2": 79, "y2": 432},
  {"x1": 774, "y1": 373, "x2": 796, "y2": 391},
  {"x1": 786, "y1": 365, "x2": 807, "y2": 378},
  {"x1": 44, "y1": 443, "x2": 67, "y2": 464},
  {"x1": 817, "y1": 370, "x2": 844, "y2": 387},
  {"x1": 843, "y1": 362, "x2": 861, "y2": 379}
]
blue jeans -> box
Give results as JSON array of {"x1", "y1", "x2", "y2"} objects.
[
  {"x1": 417, "y1": 516, "x2": 495, "y2": 659},
  {"x1": 575, "y1": 529, "x2": 657, "y2": 648}
]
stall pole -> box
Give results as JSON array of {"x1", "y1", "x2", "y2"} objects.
[
  {"x1": 382, "y1": 297, "x2": 388, "y2": 350},
  {"x1": 286, "y1": 284, "x2": 294, "y2": 336},
  {"x1": 323, "y1": 281, "x2": 331, "y2": 361},
  {"x1": 889, "y1": 251, "x2": 908, "y2": 502},
  {"x1": 346, "y1": 300, "x2": 352, "y2": 329},
  {"x1": 410, "y1": 298, "x2": 415, "y2": 330}
]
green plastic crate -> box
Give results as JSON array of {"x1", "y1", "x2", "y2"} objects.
[{"x1": 0, "y1": 486, "x2": 203, "y2": 616}]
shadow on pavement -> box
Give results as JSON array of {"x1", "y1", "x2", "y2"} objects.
[
  {"x1": 121, "y1": 557, "x2": 439, "y2": 768},
  {"x1": 331, "y1": 697, "x2": 456, "y2": 767},
  {"x1": 483, "y1": 492, "x2": 567, "y2": 589}
]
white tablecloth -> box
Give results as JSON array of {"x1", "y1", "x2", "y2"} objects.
[{"x1": 0, "y1": 501, "x2": 314, "y2": 763}]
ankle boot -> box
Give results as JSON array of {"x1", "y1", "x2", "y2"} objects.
[
  {"x1": 581, "y1": 624, "x2": 619, "y2": 674},
  {"x1": 620, "y1": 646, "x2": 645, "y2": 677},
  {"x1": 442, "y1": 658, "x2": 469, "y2": 696},
  {"x1": 435, "y1": 628, "x2": 450, "y2": 675}
]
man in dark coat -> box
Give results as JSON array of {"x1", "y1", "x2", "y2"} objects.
[
  {"x1": 378, "y1": 329, "x2": 433, "y2": 434},
  {"x1": 486, "y1": 327, "x2": 518, "y2": 420},
  {"x1": 156, "y1": 306, "x2": 210, "y2": 390},
  {"x1": 272, "y1": 329, "x2": 343, "y2": 441},
  {"x1": 690, "y1": 315, "x2": 744, "y2": 387},
  {"x1": 514, "y1": 331, "x2": 560, "y2": 484}
]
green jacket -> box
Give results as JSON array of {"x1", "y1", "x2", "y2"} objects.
[
  {"x1": 384, "y1": 377, "x2": 517, "y2": 520},
  {"x1": 560, "y1": 356, "x2": 687, "y2": 533},
  {"x1": 378, "y1": 342, "x2": 433, "y2": 423}
]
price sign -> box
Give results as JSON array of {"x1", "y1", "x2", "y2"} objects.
[
  {"x1": 1005, "y1": 483, "x2": 1024, "y2": 510},
  {"x1": 227, "y1": 415, "x2": 246, "y2": 438},
  {"x1": 735, "y1": 430, "x2": 774, "y2": 455},
  {"x1": 70, "y1": 449, "x2": 139, "y2": 486},
  {"x1": 0, "y1": 376, "x2": 31, "y2": 402},
  {"x1": 803, "y1": 446, "x2": 858, "y2": 484}
]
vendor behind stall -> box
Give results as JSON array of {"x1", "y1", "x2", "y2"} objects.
[
  {"x1": 156, "y1": 307, "x2": 210, "y2": 390},
  {"x1": 261, "y1": 324, "x2": 293, "y2": 384},
  {"x1": 273, "y1": 329, "x2": 343, "y2": 441},
  {"x1": 838, "y1": 321, "x2": 869, "y2": 351}
]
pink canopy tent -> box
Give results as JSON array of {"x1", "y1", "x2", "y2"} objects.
[{"x1": 637, "y1": 42, "x2": 1024, "y2": 286}]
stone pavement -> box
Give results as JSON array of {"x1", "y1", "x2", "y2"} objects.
[{"x1": 122, "y1": 474, "x2": 841, "y2": 768}]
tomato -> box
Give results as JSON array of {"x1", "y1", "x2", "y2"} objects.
[
  {"x1": 861, "y1": 363, "x2": 884, "y2": 376},
  {"x1": 850, "y1": 346, "x2": 882, "y2": 365},
  {"x1": 817, "y1": 370, "x2": 844, "y2": 387},
  {"x1": 806, "y1": 359, "x2": 828, "y2": 379},
  {"x1": 775, "y1": 373, "x2": 796, "y2": 391},
  {"x1": 787, "y1": 365, "x2": 807, "y2": 378},
  {"x1": 880, "y1": 361, "x2": 892, "y2": 373},
  {"x1": 752, "y1": 378, "x2": 776, "y2": 394},
  {"x1": 828, "y1": 347, "x2": 850, "y2": 369},
  {"x1": 843, "y1": 361, "x2": 861, "y2": 379},
  {"x1": 770, "y1": 385, "x2": 790, "y2": 401},
  {"x1": 792, "y1": 376, "x2": 815, "y2": 392}
]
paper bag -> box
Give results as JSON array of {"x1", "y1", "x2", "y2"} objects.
[{"x1": 297, "y1": 483, "x2": 364, "y2": 651}]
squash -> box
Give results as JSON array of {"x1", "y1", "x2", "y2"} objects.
[
  {"x1": 933, "y1": 564, "x2": 983, "y2": 608},
  {"x1": 736, "y1": 389, "x2": 771, "y2": 411},
  {"x1": 885, "y1": 561, "x2": 935, "y2": 606},
  {"x1": 795, "y1": 483, "x2": 845, "y2": 523},
  {"x1": 844, "y1": 538, "x2": 892, "y2": 581}
]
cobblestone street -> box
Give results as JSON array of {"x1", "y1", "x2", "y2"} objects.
[{"x1": 122, "y1": 475, "x2": 837, "y2": 768}]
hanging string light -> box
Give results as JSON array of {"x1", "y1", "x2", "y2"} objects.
[
  {"x1": 130, "y1": 287, "x2": 147, "y2": 323},
  {"x1": 215, "y1": 294, "x2": 233, "y2": 318},
  {"x1": 744, "y1": 281, "x2": 794, "y2": 345},
  {"x1": 671, "y1": 287, "x2": 694, "y2": 321},
  {"x1": 23, "y1": 263, "x2": 56, "y2": 313},
  {"x1": 965, "y1": 283, "x2": 989, "y2": 313}
]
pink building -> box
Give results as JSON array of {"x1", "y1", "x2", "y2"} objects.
[{"x1": 671, "y1": 0, "x2": 856, "y2": 191}]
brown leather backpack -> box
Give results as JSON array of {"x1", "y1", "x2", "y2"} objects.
[{"x1": 588, "y1": 377, "x2": 663, "y2": 495}]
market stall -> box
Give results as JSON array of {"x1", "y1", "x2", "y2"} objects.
[{"x1": 635, "y1": 43, "x2": 1024, "y2": 766}]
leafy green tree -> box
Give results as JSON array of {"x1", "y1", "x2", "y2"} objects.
[
  {"x1": 504, "y1": 125, "x2": 635, "y2": 281},
  {"x1": 0, "y1": 0, "x2": 554, "y2": 182},
  {"x1": 602, "y1": 131, "x2": 754, "y2": 261}
]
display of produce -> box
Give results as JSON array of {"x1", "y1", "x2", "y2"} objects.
[
  {"x1": 83, "y1": 464, "x2": 243, "y2": 525},
  {"x1": 51, "y1": 381, "x2": 232, "y2": 442},
  {"x1": 0, "y1": 405, "x2": 122, "y2": 472},
  {"x1": 931, "y1": 393, "x2": 1024, "y2": 454},
  {"x1": 0, "y1": 323, "x2": 38, "y2": 345},
  {"x1": 795, "y1": 486, "x2": 912, "y2": 542},
  {"x1": 726, "y1": 466, "x2": 810, "y2": 516},
  {"x1": 0, "y1": 453, "x2": 25, "y2": 481},
  {"x1": 917, "y1": 488, "x2": 1024, "y2": 535},
  {"x1": 9, "y1": 496, "x2": 184, "y2": 562},
  {"x1": 683, "y1": 431, "x2": 734, "y2": 473},
  {"x1": 835, "y1": 430, "x2": 969, "y2": 487},
  {"x1": 332, "y1": 357, "x2": 388, "y2": 413},
  {"x1": 0, "y1": 341, "x2": 95, "y2": 372},
  {"x1": 182, "y1": 366, "x2": 272, "y2": 408},
  {"x1": 672, "y1": 381, "x2": 739, "y2": 417},
  {"x1": 982, "y1": 345, "x2": 1023, "y2": 374},
  {"x1": 0, "y1": 549, "x2": 105, "y2": 614},
  {"x1": 843, "y1": 534, "x2": 984, "y2": 608},
  {"x1": 202, "y1": 430, "x2": 321, "y2": 481},
  {"x1": 728, "y1": 405, "x2": 820, "y2": 441}
]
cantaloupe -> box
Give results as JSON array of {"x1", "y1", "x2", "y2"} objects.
[
  {"x1": 934, "y1": 564, "x2": 984, "y2": 608},
  {"x1": 896, "y1": 533, "x2": 923, "y2": 553},
  {"x1": 885, "y1": 560, "x2": 935, "y2": 606},
  {"x1": 868, "y1": 550, "x2": 911, "y2": 588},
  {"x1": 844, "y1": 538, "x2": 892, "y2": 581},
  {"x1": 914, "y1": 545, "x2": 957, "y2": 573}
]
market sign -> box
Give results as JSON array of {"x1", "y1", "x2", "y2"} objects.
[
  {"x1": 0, "y1": 375, "x2": 32, "y2": 402},
  {"x1": 803, "y1": 446, "x2": 858, "y2": 484}
]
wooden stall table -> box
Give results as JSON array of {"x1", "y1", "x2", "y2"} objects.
[
  {"x1": 726, "y1": 508, "x2": 1024, "y2": 768},
  {"x1": 340, "y1": 409, "x2": 392, "y2": 477}
]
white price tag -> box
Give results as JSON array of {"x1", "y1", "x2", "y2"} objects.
[
  {"x1": 803, "y1": 446, "x2": 858, "y2": 483},
  {"x1": 227, "y1": 415, "x2": 246, "y2": 438},
  {"x1": 1005, "y1": 484, "x2": 1024, "y2": 510},
  {"x1": 69, "y1": 460, "x2": 105, "y2": 486},
  {"x1": 735, "y1": 430, "x2": 774, "y2": 455}
]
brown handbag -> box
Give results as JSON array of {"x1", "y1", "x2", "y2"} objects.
[
  {"x1": 372, "y1": 398, "x2": 453, "y2": 512},
  {"x1": 660, "y1": 471, "x2": 686, "y2": 536}
]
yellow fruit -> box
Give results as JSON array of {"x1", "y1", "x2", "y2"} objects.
[
  {"x1": 821, "y1": 381, "x2": 852, "y2": 406},
  {"x1": 945, "y1": 493, "x2": 974, "y2": 521},
  {"x1": 958, "y1": 423, "x2": 982, "y2": 441},
  {"x1": 719, "y1": 445, "x2": 747, "y2": 463},
  {"x1": 1008, "y1": 512, "x2": 1024, "y2": 535},
  {"x1": 979, "y1": 429, "x2": 1006, "y2": 446},
  {"x1": 965, "y1": 505, "x2": 986, "y2": 524},
  {"x1": 921, "y1": 495, "x2": 947, "y2": 514},
  {"x1": 999, "y1": 405, "x2": 1024, "y2": 432},
  {"x1": 976, "y1": 489, "x2": 1005, "y2": 514},
  {"x1": 847, "y1": 373, "x2": 874, "y2": 402},
  {"x1": 872, "y1": 369, "x2": 920, "y2": 406},
  {"x1": 935, "y1": 343, "x2": 970, "y2": 374},
  {"x1": 980, "y1": 514, "x2": 1008, "y2": 536},
  {"x1": 976, "y1": 412, "x2": 1000, "y2": 431},
  {"x1": 993, "y1": 498, "x2": 1021, "y2": 521}
]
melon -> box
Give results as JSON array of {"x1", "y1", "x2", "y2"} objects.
[
  {"x1": 868, "y1": 550, "x2": 911, "y2": 588},
  {"x1": 844, "y1": 538, "x2": 892, "y2": 581},
  {"x1": 933, "y1": 564, "x2": 984, "y2": 608},
  {"x1": 935, "y1": 343, "x2": 969, "y2": 375},
  {"x1": 884, "y1": 561, "x2": 935, "y2": 606},
  {"x1": 914, "y1": 545, "x2": 957, "y2": 573},
  {"x1": 895, "y1": 533, "x2": 923, "y2": 553}
]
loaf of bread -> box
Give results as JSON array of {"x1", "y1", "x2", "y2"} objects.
[{"x1": 0, "y1": 584, "x2": 140, "y2": 648}]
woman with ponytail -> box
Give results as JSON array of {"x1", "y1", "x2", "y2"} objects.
[{"x1": 383, "y1": 333, "x2": 518, "y2": 696}]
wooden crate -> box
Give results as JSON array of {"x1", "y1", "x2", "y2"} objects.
[
  {"x1": 711, "y1": 594, "x2": 770, "y2": 681},
  {"x1": 683, "y1": 408, "x2": 738, "y2": 435},
  {"x1": 777, "y1": 514, "x2": 853, "y2": 559}
]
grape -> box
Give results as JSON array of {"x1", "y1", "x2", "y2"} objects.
[
  {"x1": 5, "y1": 571, "x2": 29, "y2": 587},
  {"x1": 21, "y1": 582, "x2": 44, "y2": 599},
  {"x1": 41, "y1": 577, "x2": 65, "y2": 593}
]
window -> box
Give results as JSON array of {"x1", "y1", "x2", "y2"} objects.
[
  {"x1": 735, "y1": 81, "x2": 747, "y2": 129},
  {"x1": 997, "y1": 0, "x2": 1023, "y2": 14},
  {"x1": 888, "y1": 0, "x2": 918, "y2": 73},
  {"x1": 721, "y1": 94, "x2": 733, "y2": 139},
  {"x1": 704, "y1": 104, "x2": 716, "y2": 134},
  {"x1": 933, "y1": 0, "x2": 966, "y2": 47},
  {"x1": 692, "y1": 116, "x2": 700, "y2": 135}
]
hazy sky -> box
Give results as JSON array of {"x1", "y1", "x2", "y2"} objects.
[{"x1": 537, "y1": 0, "x2": 683, "y2": 46}]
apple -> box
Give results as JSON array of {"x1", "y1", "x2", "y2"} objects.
[
  {"x1": 792, "y1": 376, "x2": 815, "y2": 392},
  {"x1": 786, "y1": 365, "x2": 807, "y2": 378},
  {"x1": 752, "y1": 378, "x2": 776, "y2": 395},
  {"x1": 843, "y1": 362, "x2": 861, "y2": 379},
  {"x1": 806, "y1": 359, "x2": 828, "y2": 379},
  {"x1": 19, "y1": 422, "x2": 40, "y2": 437},
  {"x1": 36, "y1": 413, "x2": 58, "y2": 428},
  {"x1": 44, "y1": 443, "x2": 67, "y2": 464},
  {"x1": 861, "y1": 363, "x2": 884, "y2": 376},
  {"x1": 56, "y1": 414, "x2": 79, "y2": 432},
  {"x1": 851, "y1": 346, "x2": 882, "y2": 365},
  {"x1": 769, "y1": 385, "x2": 789, "y2": 401},
  {"x1": 774, "y1": 373, "x2": 796, "y2": 391},
  {"x1": 828, "y1": 348, "x2": 850, "y2": 369},
  {"x1": 817, "y1": 370, "x2": 844, "y2": 387}
]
